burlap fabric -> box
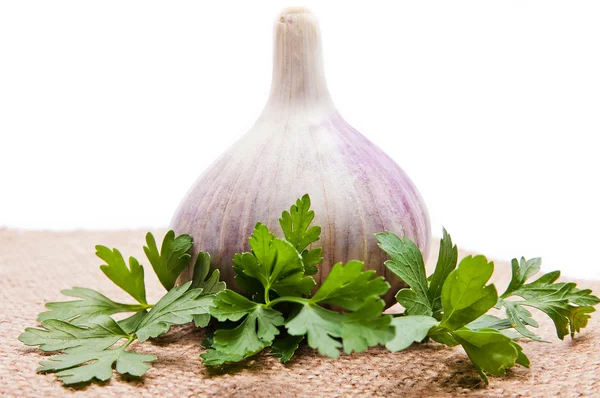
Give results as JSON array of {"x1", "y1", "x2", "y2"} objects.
[{"x1": 0, "y1": 228, "x2": 598, "y2": 397}]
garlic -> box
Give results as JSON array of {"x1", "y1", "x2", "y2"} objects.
[{"x1": 171, "y1": 7, "x2": 430, "y2": 306}]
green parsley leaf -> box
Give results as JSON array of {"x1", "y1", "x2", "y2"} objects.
[
  {"x1": 427, "y1": 229, "x2": 458, "y2": 315},
  {"x1": 235, "y1": 223, "x2": 315, "y2": 298},
  {"x1": 429, "y1": 330, "x2": 460, "y2": 347},
  {"x1": 301, "y1": 248, "x2": 323, "y2": 276},
  {"x1": 452, "y1": 328, "x2": 528, "y2": 384},
  {"x1": 135, "y1": 282, "x2": 214, "y2": 342},
  {"x1": 279, "y1": 194, "x2": 322, "y2": 275},
  {"x1": 503, "y1": 257, "x2": 542, "y2": 296},
  {"x1": 376, "y1": 232, "x2": 432, "y2": 316},
  {"x1": 500, "y1": 300, "x2": 541, "y2": 341},
  {"x1": 285, "y1": 297, "x2": 393, "y2": 358},
  {"x1": 385, "y1": 315, "x2": 438, "y2": 352},
  {"x1": 284, "y1": 260, "x2": 393, "y2": 359},
  {"x1": 232, "y1": 252, "x2": 265, "y2": 297},
  {"x1": 19, "y1": 315, "x2": 128, "y2": 352},
  {"x1": 189, "y1": 251, "x2": 226, "y2": 327},
  {"x1": 466, "y1": 314, "x2": 514, "y2": 332},
  {"x1": 20, "y1": 315, "x2": 156, "y2": 385},
  {"x1": 498, "y1": 258, "x2": 600, "y2": 340},
  {"x1": 191, "y1": 251, "x2": 226, "y2": 293},
  {"x1": 38, "y1": 346, "x2": 156, "y2": 385},
  {"x1": 210, "y1": 290, "x2": 284, "y2": 356},
  {"x1": 117, "y1": 310, "x2": 148, "y2": 334},
  {"x1": 310, "y1": 260, "x2": 390, "y2": 311},
  {"x1": 271, "y1": 334, "x2": 304, "y2": 363},
  {"x1": 96, "y1": 245, "x2": 147, "y2": 304},
  {"x1": 338, "y1": 296, "x2": 394, "y2": 354},
  {"x1": 144, "y1": 230, "x2": 193, "y2": 291},
  {"x1": 37, "y1": 287, "x2": 148, "y2": 325},
  {"x1": 439, "y1": 255, "x2": 497, "y2": 331},
  {"x1": 200, "y1": 349, "x2": 245, "y2": 366},
  {"x1": 568, "y1": 306, "x2": 595, "y2": 337},
  {"x1": 284, "y1": 303, "x2": 343, "y2": 358}
]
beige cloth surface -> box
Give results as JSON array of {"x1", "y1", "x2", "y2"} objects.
[{"x1": 0, "y1": 228, "x2": 599, "y2": 397}]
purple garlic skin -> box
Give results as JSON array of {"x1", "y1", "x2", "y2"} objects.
[{"x1": 171, "y1": 8, "x2": 430, "y2": 306}]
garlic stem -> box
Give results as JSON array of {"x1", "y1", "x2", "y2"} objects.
[{"x1": 265, "y1": 8, "x2": 334, "y2": 113}]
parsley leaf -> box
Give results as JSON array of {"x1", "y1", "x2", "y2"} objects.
[
  {"x1": 284, "y1": 262, "x2": 393, "y2": 358},
  {"x1": 37, "y1": 287, "x2": 148, "y2": 325},
  {"x1": 337, "y1": 296, "x2": 394, "y2": 354},
  {"x1": 569, "y1": 306, "x2": 596, "y2": 337},
  {"x1": 284, "y1": 296, "x2": 393, "y2": 358},
  {"x1": 210, "y1": 290, "x2": 284, "y2": 356},
  {"x1": 135, "y1": 281, "x2": 215, "y2": 342},
  {"x1": 504, "y1": 257, "x2": 542, "y2": 296},
  {"x1": 96, "y1": 246, "x2": 147, "y2": 304},
  {"x1": 118, "y1": 310, "x2": 148, "y2": 334},
  {"x1": 19, "y1": 315, "x2": 156, "y2": 385},
  {"x1": 452, "y1": 328, "x2": 528, "y2": 384},
  {"x1": 38, "y1": 346, "x2": 156, "y2": 385},
  {"x1": 284, "y1": 304, "x2": 343, "y2": 358},
  {"x1": 427, "y1": 229, "x2": 458, "y2": 315},
  {"x1": 385, "y1": 315, "x2": 438, "y2": 352},
  {"x1": 310, "y1": 260, "x2": 390, "y2": 311},
  {"x1": 279, "y1": 194, "x2": 322, "y2": 275},
  {"x1": 234, "y1": 223, "x2": 315, "y2": 299},
  {"x1": 271, "y1": 334, "x2": 304, "y2": 363},
  {"x1": 191, "y1": 251, "x2": 226, "y2": 293},
  {"x1": 376, "y1": 232, "x2": 432, "y2": 316},
  {"x1": 439, "y1": 255, "x2": 498, "y2": 331},
  {"x1": 144, "y1": 230, "x2": 193, "y2": 291},
  {"x1": 200, "y1": 349, "x2": 245, "y2": 366},
  {"x1": 23, "y1": 281, "x2": 217, "y2": 384},
  {"x1": 19, "y1": 315, "x2": 129, "y2": 352},
  {"x1": 186, "y1": 251, "x2": 226, "y2": 327},
  {"x1": 467, "y1": 314, "x2": 514, "y2": 332},
  {"x1": 498, "y1": 257, "x2": 600, "y2": 340}
]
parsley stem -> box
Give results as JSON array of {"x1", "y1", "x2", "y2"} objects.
[
  {"x1": 265, "y1": 296, "x2": 308, "y2": 308},
  {"x1": 118, "y1": 336, "x2": 137, "y2": 351}
]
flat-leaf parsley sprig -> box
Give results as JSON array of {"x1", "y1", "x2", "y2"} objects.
[
  {"x1": 19, "y1": 231, "x2": 225, "y2": 385},
  {"x1": 376, "y1": 230, "x2": 599, "y2": 384},
  {"x1": 202, "y1": 195, "x2": 393, "y2": 365}
]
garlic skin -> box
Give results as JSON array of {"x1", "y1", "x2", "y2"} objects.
[{"x1": 171, "y1": 8, "x2": 430, "y2": 306}]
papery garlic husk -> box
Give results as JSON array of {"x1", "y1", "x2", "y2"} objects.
[{"x1": 171, "y1": 7, "x2": 431, "y2": 306}]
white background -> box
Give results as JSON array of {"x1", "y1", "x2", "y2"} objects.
[{"x1": 1, "y1": 1, "x2": 599, "y2": 279}]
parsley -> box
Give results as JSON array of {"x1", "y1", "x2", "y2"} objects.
[
  {"x1": 19, "y1": 231, "x2": 222, "y2": 385},
  {"x1": 203, "y1": 198, "x2": 392, "y2": 365},
  {"x1": 19, "y1": 194, "x2": 599, "y2": 387},
  {"x1": 377, "y1": 230, "x2": 598, "y2": 384},
  {"x1": 376, "y1": 232, "x2": 432, "y2": 316},
  {"x1": 279, "y1": 194, "x2": 323, "y2": 275},
  {"x1": 497, "y1": 257, "x2": 600, "y2": 340},
  {"x1": 37, "y1": 287, "x2": 149, "y2": 325},
  {"x1": 144, "y1": 230, "x2": 194, "y2": 291},
  {"x1": 20, "y1": 316, "x2": 156, "y2": 385},
  {"x1": 97, "y1": 245, "x2": 147, "y2": 304},
  {"x1": 271, "y1": 334, "x2": 304, "y2": 363}
]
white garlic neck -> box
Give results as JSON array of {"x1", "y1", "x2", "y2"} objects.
[{"x1": 263, "y1": 8, "x2": 335, "y2": 115}]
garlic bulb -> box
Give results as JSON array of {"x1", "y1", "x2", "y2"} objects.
[{"x1": 171, "y1": 7, "x2": 430, "y2": 306}]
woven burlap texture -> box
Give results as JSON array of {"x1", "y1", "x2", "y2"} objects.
[{"x1": 0, "y1": 228, "x2": 598, "y2": 397}]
